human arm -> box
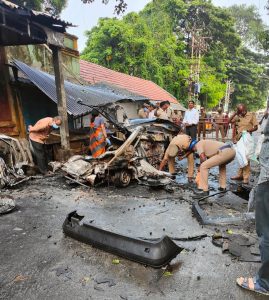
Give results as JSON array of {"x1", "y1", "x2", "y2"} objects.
[
  {"x1": 159, "y1": 156, "x2": 168, "y2": 171},
  {"x1": 193, "y1": 110, "x2": 199, "y2": 125},
  {"x1": 247, "y1": 125, "x2": 258, "y2": 133},
  {"x1": 28, "y1": 120, "x2": 51, "y2": 132},
  {"x1": 100, "y1": 124, "x2": 107, "y2": 139},
  {"x1": 178, "y1": 150, "x2": 192, "y2": 160},
  {"x1": 228, "y1": 112, "x2": 237, "y2": 123},
  {"x1": 199, "y1": 152, "x2": 207, "y2": 164},
  {"x1": 248, "y1": 113, "x2": 258, "y2": 133}
]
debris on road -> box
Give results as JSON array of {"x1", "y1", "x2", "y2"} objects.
[
  {"x1": 0, "y1": 196, "x2": 16, "y2": 214},
  {"x1": 63, "y1": 211, "x2": 183, "y2": 268}
]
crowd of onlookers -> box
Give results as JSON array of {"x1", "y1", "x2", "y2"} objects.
[{"x1": 137, "y1": 101, "x2": 232, "y2": 141}]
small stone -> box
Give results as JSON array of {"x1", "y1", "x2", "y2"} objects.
[
  {"x1": 197, "y1": 276, "x2": 201, "y2": 280},
  {"x1": 150, "y1": 232, "x2": 152, "y2": 235}
]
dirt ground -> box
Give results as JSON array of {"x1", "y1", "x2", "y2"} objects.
[{"x1": 0, "y1": 159, "x2": 266, "y2": 300}]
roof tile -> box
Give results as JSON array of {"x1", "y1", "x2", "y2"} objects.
[{"x1": 80, "y1": 60, "x2": 179, "y2": 104}]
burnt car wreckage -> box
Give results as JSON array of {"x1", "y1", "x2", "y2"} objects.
[
  {"x1": 62, "y1": 101, "x2": 180, "y2": 187},
  {"x1": 0, "y1": 134, "x2": 34, "y2": 188}
]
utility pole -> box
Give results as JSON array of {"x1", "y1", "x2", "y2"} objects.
[
  {"x1": 188, "y1": 30, "x2": 210, "y2": 103},
  {"x1": 224, "y1": 79, "x2": 232, "y2": 112}
]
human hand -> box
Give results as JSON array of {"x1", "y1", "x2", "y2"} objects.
[{"x1": 28, "y1": 125, "x2": 33, "y2": 132}]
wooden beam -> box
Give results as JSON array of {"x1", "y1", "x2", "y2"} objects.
[{"x1": 51, "y1": 46, "x2": 70, "y2": 151}]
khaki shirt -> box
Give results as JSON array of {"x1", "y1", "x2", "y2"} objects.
[
  {"x1": 138, "y1": 108, "x2": 147, "y2": 119},
  {"x1": 29, "y1": 117, "x2": 53, "y2": 144},
  {"x1": 199, "y1": 112, "x2": 207, "y2": 123},
  {"x1": 214, "y1": 113, "x2": 224, "y2": 125},
  {"x1": 166, "y1": 107, "x2": 174, "y2": 121},
  {"x1": 196, "y1": 140, "x2": 225, "y2": 158},
  {"x1": 164, "y1": 134, "x2": 194, "y2": 178},
  {"x1": 235, "y1": 112, "x2": 258, "y2": 141},
  {"x1": 156, "y1": 108, "x2": 169, "y2": 120}
]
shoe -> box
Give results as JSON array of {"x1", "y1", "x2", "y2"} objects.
[
  {"x1": 218, "y1": 187, "x2": 227, "y2": 192},
  {"x1": 193, "y1": 189, "x2": 209, "y2": 199},
  {"x1": 231, "y1": 176, "x2": 243, "y2": 181}
]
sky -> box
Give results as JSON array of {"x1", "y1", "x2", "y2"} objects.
[{"x1": 61, "y1": 0, "x2": 269, "y2": 52}]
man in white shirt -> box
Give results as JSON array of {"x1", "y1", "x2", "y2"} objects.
[
  {"x1": 148, "y1": 103, "x2": 156, "y2": 119},
  {"x1": 183, "y1": 100, "x2": 199, "y2": 140}
]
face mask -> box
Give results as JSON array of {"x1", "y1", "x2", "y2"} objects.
[{"x1": 52, "y1": 123, "x2": 59, "y2": 129}]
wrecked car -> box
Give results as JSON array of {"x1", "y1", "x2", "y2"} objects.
[
  {"x1": 62, "y1": 125, "x2": 173, "y2": 187},
  {"x1": 0, "y1": 134, "x2": 34, "y2": 188}
]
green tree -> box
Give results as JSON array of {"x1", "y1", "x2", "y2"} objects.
[
  {"x1": 228, "y1": 4, "x2": 268, "y2": 50},
  {"x1": 82, "y1": 0, "x2": 269, "y2": 110}
]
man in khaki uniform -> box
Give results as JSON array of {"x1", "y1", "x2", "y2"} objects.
[
  {"x1": 159, "y1": 134, "x2": 194, "y2": 183},
  {"x1": 138, "y1": 103, "x2": 149, "y2": 118},
  {"x1": 192, "y1": 140, "x2": 236, "y2": 198},
  {"x1": 214, "y1": 108, "x2": 225, "y2": 142},
  {"x1": 229, "y1": 104, "x2": 258, "y2": 183},
  {"x1": 155, "y1": 101, "x2": 169, "y2": 120},
  {"x1": 166, "y1": 101, "x2": 174, "y2": 122}
]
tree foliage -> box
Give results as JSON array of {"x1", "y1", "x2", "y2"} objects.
[
  {"x1": 82, "y1": 0, "x2": 269, "y2": 110},
  {"x1": 81, "y1": 0, "x2": 127, "y2": 15},
  {"x1": 228, "y1": 5, "x2": 267, "y2": 50}
]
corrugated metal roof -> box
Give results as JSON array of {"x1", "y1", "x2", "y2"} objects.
[
  {"x1": 0, "y1": 0, "x2": 73, "y2": 28},
  {"x1": 12, "y1": 60, "x2": 146, "y2": 117},
  {"x1": 91, "y1": 82, "x2": 147, "y2": 100}
]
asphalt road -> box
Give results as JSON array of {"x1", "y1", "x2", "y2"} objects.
[{"x1": 0, "y1": 166, "x2": 265, "y2": 300}]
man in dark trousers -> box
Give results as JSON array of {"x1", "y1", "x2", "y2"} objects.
[
  {"x1": 236, "y1": 117, "x2": 269, "y2": 296},
  {"x1": 182, "y1": 100, "x2": 199, "y2": 140},
  {"x1": 29, "y1": 116, "x2": 62, "y2": 174}
]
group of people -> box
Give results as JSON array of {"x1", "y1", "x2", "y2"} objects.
[
  {"x1": 159, "y1": 101, "x2": 269, "y2": 296},
  {"x1": 138, "y1": 101, "x2": 182, "y2": 124},
  {"x1": 27, "y1": 101, "x2": 269, "y2": 296},
  {"x1": 159, "y1": 101, "x2": 259, "y2": 196}
]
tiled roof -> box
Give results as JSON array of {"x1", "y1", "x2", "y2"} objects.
[{"x1": 80, "y1": 60, "x2": 179, "y2": 104}]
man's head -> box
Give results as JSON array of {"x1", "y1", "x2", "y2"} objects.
[
  {"x1": 200, "y1": 107, "x2": 205, "y2": 112},
  {"x1": 160, "y1": 101, "x2": 168, "y2": 110},
  {"x1": 188, "y1": 100, "x2": 195, "y2": 110},
  {"x1": 217, "y1": 107, "x2": 223, "y2": 114},
  {"x1": 52, "y1": 116, "x2": 62, "y2": 128},
  {"x1": 236, "y1": 103, "x2": 247, "y2": 116},
  {"x1": 165, "y1": 101, "x2": 171, "y2": 107},
  {"x1": 148, "y1": 103, "x2": 156, "y2": 111}
]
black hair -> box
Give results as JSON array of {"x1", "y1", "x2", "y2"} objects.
[
  {"x1": 188, "y1": 100, "x2": 194, "y2": 104},
  {"x1": 90, "y1": 109, "x2": 99, "y2": 123},
  {"x1": 160, "y1": 101, "x2": 167, "y2": 108}
]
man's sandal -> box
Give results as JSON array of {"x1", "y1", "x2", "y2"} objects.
[{"x1": 236, "y1": 277, "x2": 269, "y2": 296}]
